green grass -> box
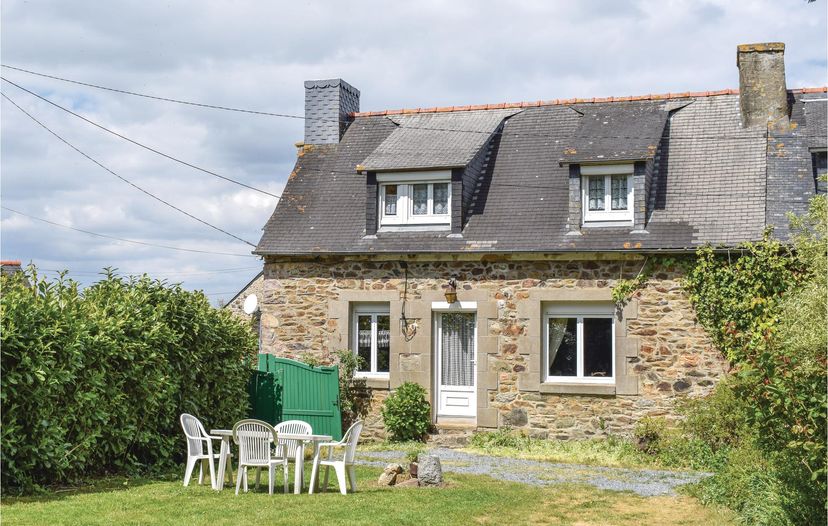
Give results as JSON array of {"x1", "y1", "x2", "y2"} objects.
[
  {"x1": 463, "y1": 432, "x2": 665, "y2": 470},
  {"x1": 2, "y1": 467, "x2": 735, "y2": 526}
]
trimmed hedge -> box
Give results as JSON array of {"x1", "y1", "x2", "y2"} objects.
[{"x1": 1, "y1": 268, "x2": 257, "y2": 492}]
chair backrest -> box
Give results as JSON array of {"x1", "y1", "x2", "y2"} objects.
[
  {"x1": 180, "y1": 413, "x2": 208, "y2": 456},
  {"x1": 342, "y1": 420, "x2": 363, "y2": 464},
  {"x1": 274, "y1": 420, "x2": 312, "y2": 459},
  {"x1": 233, "y1": 419, "x2": 276, "y2": 467}
]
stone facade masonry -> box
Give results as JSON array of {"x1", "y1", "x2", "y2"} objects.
[{"x1": 258, "y1": 254, "x2": 727, "y2": 441}]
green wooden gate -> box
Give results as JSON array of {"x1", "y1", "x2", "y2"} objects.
[{"x1": 247, "y1": 355, "x2": 343, "y2": 440}]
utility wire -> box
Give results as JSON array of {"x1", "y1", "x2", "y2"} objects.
[
  {"x1": 38, "y1": 266, "x2": 261, "y2": 276},
  {"x1": 1, "y1": 92, "x2": 257, "y2": 247},
  {"x1": 1, "y1": 206, "x2": 258, "y2": 257},
  {"x1": 1, "y1": 64, "x2": 309, "y2": 120},
  {"x1": 1, "y1": 65, "x2": 793, "y2": 141},
  {"x1": 1, "y1": 77, "x2": 281, "y2": 199}
]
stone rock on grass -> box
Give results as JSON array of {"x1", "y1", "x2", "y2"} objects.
[
  {"x1": 417, "y1": 454, "x2": 443, "y2": 486},
  {"x1": 378, "y1": 463, "x2": 404, "y2": 486},
  {"x1": 395, "y1": 478, "x2": 420, "y2": 488}
]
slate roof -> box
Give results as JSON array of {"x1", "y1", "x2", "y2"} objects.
[
  {"x1": 560, "y1": 103, "x2": 671, "y2": 163},
  {"x1": 359, "y1": 109, "x2": 521, "y2": 171},
  {"x1": 256, "y1": 89, "x2": 827, "y2": 256}
]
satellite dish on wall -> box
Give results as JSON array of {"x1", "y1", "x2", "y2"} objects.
[{"x1": 243, "y1": 294, "x2": 259, "y2": 315}]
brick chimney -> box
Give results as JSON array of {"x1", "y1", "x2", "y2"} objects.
[
  {"x1": 737, "y1": 43, "x2": 788, "y2": 128},
  {"x1": 303, "y1": 79, "x2": 360, "y2": 144}
]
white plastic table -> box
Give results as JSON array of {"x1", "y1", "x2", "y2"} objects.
[
  {"x1": 210, "y1": 429, "x2": 332, "y2": 494},
  {"x1": 278, "y1": 432, "x2": 333, "y2": 494}
]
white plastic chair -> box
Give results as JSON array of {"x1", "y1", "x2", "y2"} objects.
[
  {"x1": 274, "y1": 420, "x2": 313, "y2": 459},
  {"x1": 274, "y1": 420, "x2": 313, "y2": 489},
  {"x1": 180, "y1": 413, "x2": 232, "y2": 489},
  {"x1": 233, "y1": 419, "x2": 289, "y2": 495},
  {"x1": 309, "y1": 420, "x2": 363, "y2": 495}
]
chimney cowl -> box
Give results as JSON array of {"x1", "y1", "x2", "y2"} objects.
[
  {"x1": 303, "y1": 78, "x2": 360, "y2": 145},
  {"x1": 737, "y1": 42, "x2": 789, "y2": 128}
]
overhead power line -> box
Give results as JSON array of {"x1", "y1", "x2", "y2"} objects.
[
  {"x1": 1, "y1": 92, "x2": 256, "y2": 247},
  {"x1": 1, "y1": 64, "x2": 310, "y2": 120},
  {"x1": 38, "y1": 266, "x2": 261, "y2": 276},
  {"x1": 1, "y1": 77, "x2": 280, "y2": 199},
  {"x1": 1, "y1": 64, "x2": 788, "y2": 141},
  {"x1": 1, "y1": 206, "x2": 258, "y2": 257}
]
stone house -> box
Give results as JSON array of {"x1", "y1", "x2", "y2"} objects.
[{"x1": 251, "y1": 43, "x2": 827, "y2": 440}]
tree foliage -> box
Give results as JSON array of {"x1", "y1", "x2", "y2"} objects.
[
  {"x1": 1, "y1": 268, "x2": 257, "y2": 492},
  {"x1": 684, "y1": 193, "x2": 827, "y2": 523}
]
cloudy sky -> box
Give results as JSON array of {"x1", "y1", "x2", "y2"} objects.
[{"x1": 1, "y1": 0, "x2": 826, "y2": 305}]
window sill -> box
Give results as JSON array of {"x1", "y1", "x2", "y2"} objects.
[
  {"x1": 353, "y1": 376, "x2": 391, "y2": 390},
  {"x1": 581, "y1": 220, "x2": 634, "y2": 228},
  {"x1": 540, "y1": 383, "x2": 616, "y2": 395}
]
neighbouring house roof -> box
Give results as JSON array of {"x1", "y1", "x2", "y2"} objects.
[
  {"x1": 256, "y1": 88, "x2": 827, "y2": 256},
  {"x1": 1, "y1": 260, "x2": 23, "y2": 277}
]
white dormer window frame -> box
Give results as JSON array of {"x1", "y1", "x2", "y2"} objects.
[
  {"x1": 378, "y1": 171, "x2": 451, "y2": 227},
  {"x1": 581, "y1": 164, "x2": 634, "y2": 223}
]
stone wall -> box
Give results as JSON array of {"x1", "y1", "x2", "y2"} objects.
[
  {"x1": 224, "y1": 272, "x2": 264, "y2": 319},
  {"x1": 259, "y1": 254, "x2": 727, "y2": 440}
]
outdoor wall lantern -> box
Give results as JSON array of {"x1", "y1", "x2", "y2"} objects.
[{"x1": 444, "y1": 278, "x2": 458, "y2": 304}]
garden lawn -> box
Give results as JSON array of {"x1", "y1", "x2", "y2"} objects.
[{"x1": 3, "y1": 467, "x2": 735, "y2": 526}]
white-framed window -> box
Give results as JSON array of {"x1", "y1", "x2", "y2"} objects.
[
  {"x1": 352, "y1": 303, "x2": 390, "y2": 377},
  {"x1": 378, "y1": 171, "x2": 451, "y2": 226},
  {"x1": 543, "y1": 303, "x2": 615, "y2": 384},
  {"x1": 581, "y1": 164, "x2": 634, "y2": 223}
]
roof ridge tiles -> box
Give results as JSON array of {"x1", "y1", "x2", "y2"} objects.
[{"x1": 349, "y1": 86, "x2": 827, "y2": 117}]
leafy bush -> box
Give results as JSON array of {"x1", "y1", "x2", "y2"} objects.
[
  {"x1": 381, "y1": 382, "x2": 431, "y2": 442},
  {"x1": 332, "y1": 349, "x2": 369, "y2": 429},
  {"x1": 677, "y1": 379, "x2": 749, "y2": 450},
  {"x1": 683, "y1": 192, "x2": 827, "y2": 524},
  {"x1": 1, "y1": 268, "x2": 257, "y2": 492}
]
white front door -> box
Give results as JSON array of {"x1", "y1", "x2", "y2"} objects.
[{"x1": 435, "y1": 311, "x2": 477, "y2": 418}]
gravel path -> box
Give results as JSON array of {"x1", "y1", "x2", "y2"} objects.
[{"x1": 356, "y1": 448, "x2": 709, "y2": 497}]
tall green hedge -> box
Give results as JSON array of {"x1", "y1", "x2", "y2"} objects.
[{"x1": 1, "y1": 268, "x2": 257, "y2": 492}]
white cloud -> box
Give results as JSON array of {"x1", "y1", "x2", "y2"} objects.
[{"x1": 1, "y1": 0, "x2": 825, "y2": 302}]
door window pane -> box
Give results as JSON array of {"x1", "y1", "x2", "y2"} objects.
[
  {"x1": 611, "y1": 176, "x2": 628, "y2": 210},
  {"x1": 588, "y1": 177, "x2": 605, "y2": 211},
  {"x1": 440, "y1": 312, "x2": 475, "y2": 386},
  {"x1": 376, "y1": 315, "x2": 390, "y2": 373},
  {"x1": 356, "y1": 315, "x2": 372, "y2": 372},
  {"x1": 384, "y1": 185, "x2": 397, "y2": 215},
  {"x1": 433, "y1": 183, "x2": 449, "y2": 214},
  {"x1": 583, "y1": 318, "x2": 613, "y2": 377},
  {"x1": 412, "y1": 184, "x2": 428, "y2": 215},
  {"x1": 548, "y1": 317, "x2": 577, "y2": 377}
]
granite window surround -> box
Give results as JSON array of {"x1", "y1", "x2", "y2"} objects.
[
  {"x1": 516, "y1": 288, "x2": 640, "y2": 396},
  {"x1": 326, "y1": 289, "x2": 500, "y2": 427}
]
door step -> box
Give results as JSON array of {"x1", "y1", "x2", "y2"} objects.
[{"x1": 428, "y1": 419, "x2": 477, "y2": 448}]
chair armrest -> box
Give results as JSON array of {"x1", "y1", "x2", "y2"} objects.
[
  {"x1": 317, "y1": 441, "x2": 344, "y2": 448},
  {"x1": 207, "y1": 435, "x2": 223, "y2": 441}
]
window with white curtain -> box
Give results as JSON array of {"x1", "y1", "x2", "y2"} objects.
[
  {"x1": 352, "y1": 303, "x2": 390, "y2": 377},
  {"x1": 581, "y1": 164, "x2": 634, "y2": 223},
  {"x1": 543, "y1": 304, "x2": 615, "y2": 384},
  {"x1": 378, "y1": 171, "x2": 451, "y2": 227}
]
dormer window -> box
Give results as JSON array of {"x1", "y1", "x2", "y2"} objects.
[
  {"x1": 581, "y1": 164, "x2": 634, "y2": 223},
  {"x1": 378, "y1": 171, "x2": 451, "y2": 227}
]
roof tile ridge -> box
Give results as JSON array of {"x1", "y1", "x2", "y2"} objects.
[{"x1": 348, "y1": 86, "x2": 828, "y2": 117}]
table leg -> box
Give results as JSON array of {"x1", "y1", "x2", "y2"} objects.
[
  {"x1": 215, "y1": 437, "x2": 229, "y2": 491},
  {"x1": 308, "y1": 441, "x2": 321, "y2": 494},
  {"x1": 293, "y1": 442, "x2": 304, "y2": 495}
]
